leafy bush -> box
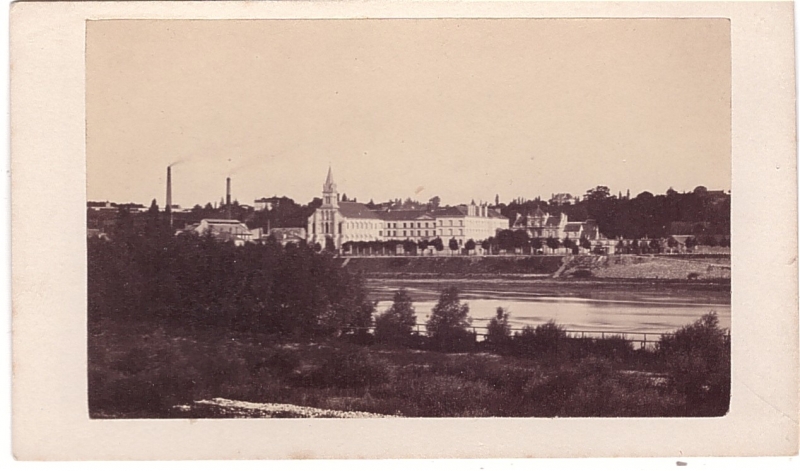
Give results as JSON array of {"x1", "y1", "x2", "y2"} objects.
[
  {"x1": 374, "y1": 289, "x2": 417, "y2": 347},
  {"x1": 566, "y1": 335, "x2": 634, "y2": 362},
  {"x1": 485, "y1": 307, "x2": 512, "y2": 352},
  {"x1": 426, "y1": 286, "x2": 475, "y2": 352},
  {"x1": 513, "y1": 320, "x2": 569, "y2": 357},
  {"x1": 656, "y1": 312, "x2": 730, "y2": 416}
]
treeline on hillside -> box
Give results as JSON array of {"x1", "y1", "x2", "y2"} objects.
[
  {"x1": 88, "y1": 216, "x2": 372, "y2": 338},
  {"x1": 88, "y1": 197, "x2": 322, "y2": 234},
  {"x1": 500, "y1": 186, "x2": 730, "y2": 239}
]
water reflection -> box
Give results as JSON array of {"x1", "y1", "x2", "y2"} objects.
[{"x1": 369, "y1": 280, "x2": 731, "y2": 334}]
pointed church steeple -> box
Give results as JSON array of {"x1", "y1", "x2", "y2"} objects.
[
  {"x1": 322, "y1": 166, "x2": 339, "y2": 208},
  {"x1": 324, "y1": 165, "x2": 337, "y2": 193}
]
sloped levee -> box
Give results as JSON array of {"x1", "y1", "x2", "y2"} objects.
[
  {"x1": 343, "y1": 255, "x2": 565, "y2": 276},
  {"x1": 344, "y1": 254, "x2": 731, "y2": 281}
]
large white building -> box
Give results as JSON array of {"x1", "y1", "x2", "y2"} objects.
[{"x1": 306, "y1": 167, "x2": 508, "y2": 249}]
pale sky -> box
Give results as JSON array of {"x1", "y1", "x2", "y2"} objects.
[{"x1": 86, "y1": 19, "x2": 730, "y2": 208}]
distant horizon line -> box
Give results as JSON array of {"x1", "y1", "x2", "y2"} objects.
[{"x1": 87, "y1": 185, "x2": 732, "y2": 209}]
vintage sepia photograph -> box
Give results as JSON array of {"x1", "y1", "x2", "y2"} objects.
[
  {"x1": 11, "y1": 0, "x2": 799, "y2": 460},
  {"x1": 85, "y1": 18, "x2": 733, "y2": 419}
]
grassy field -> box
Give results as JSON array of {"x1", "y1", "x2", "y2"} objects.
[{"x1": 89, "y1": 319, "x2": 728, "y2": 419}]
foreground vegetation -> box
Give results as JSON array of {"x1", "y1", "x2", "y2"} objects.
[
  {"x1": 90, "y1": 310, "x2": 730, "y2": 418},
  {"x1": 89, "y1": 221, "x2": 730, "y2": 418}
]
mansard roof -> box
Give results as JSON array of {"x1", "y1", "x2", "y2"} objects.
[
  {"x1": 564, "y1": 222, "x2": 583, "y2": 232},
  {"x1": 332, "y1": 201, "x2": 507, "y2": 222},
  {"x1": 544, "y1": 216, "x2": 562, "y2": 226},
  {"x1": 431, "y1": 207, "x2": 467, "y2": 217},
  {"x1": 379, "y1": 209, "x2": 434, "y2": 221},
  {"x1": 337, "y1": 201, "x2": 382, "y2": 219},
  {"x1": 487, "y1": 208, "x2": 507, "y2": 219}
]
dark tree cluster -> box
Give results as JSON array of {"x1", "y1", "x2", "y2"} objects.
[
  {"x1": 499, "y1": 187, "x2": 730, "y2": 239},
  {"x1": 89, "y1": 208, "x2": 374, "y2": 340},
  {"x1": 246, "y1": 197, "x2": 322, "y2": 230}
]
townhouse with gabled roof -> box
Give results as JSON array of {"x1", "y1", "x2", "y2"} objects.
[{"x1": 512, "y1": 206, "x2": 603, "y2": 241}]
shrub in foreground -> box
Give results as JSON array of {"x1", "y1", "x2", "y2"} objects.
[
  {"x1": 374, "y1": 289, "x2": 417, "y2": 347},
  {"x1": 484, "y1": 307, "x2": 512, "y2": 352},
  {"x1": 426, "y1": 286, "x2": 475, "y2": 352},
  {"x1": 656, "y1": 312, "x2": 730, "y2": 415},
  {"x1": 513, "y1": 320, "x2": 568, "y2": 357}
]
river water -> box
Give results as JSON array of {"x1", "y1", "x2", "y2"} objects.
[{"x1": 367, "y1": 279, "x2": 731, "y2": 336}]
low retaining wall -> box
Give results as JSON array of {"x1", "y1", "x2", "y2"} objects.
[{"x1": 344, "y1": 255, "x2": 565, "y2": 275}]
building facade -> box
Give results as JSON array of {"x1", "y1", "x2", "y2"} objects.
[
  {"x1": 512, "y1": 207, "x2": 603, "y2": 241},
  {"x1": 306, "y1": 167, "x2": 509, "y2": 249},
  {"x1": 182, "y1": 218, "x2": 259, "y2": 246}
]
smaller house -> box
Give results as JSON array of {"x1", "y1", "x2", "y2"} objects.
[
  {"x1": 511, "y1": 207, "x2": 567, "y2": 239},
  {"x1": 549, "y1": 193, "x2": 578, "y2": 206},
  {"x1": 268, "y1": 227, "x2": 307, "y2": 246},
  {"x1": 254, "y1": 197, "x2": 284, "y2": 211},
  {"x1": 87, "y1": 201, "x2": 118, "y2": 212},
  {"x1": 191, "y1": 219, "x2": 255, "y2": 245}
]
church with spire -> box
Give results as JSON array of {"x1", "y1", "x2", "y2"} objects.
[
  {"x1": 307, "y1": 166, "x2": 385, "y2": 249},
  {"x1": 307, "y1": 166, "x2": 508, "y2": 250}
]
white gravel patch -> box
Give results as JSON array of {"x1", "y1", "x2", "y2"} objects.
[{"x1": 191, "y1": 398, "x2": 396, "y2": 418}]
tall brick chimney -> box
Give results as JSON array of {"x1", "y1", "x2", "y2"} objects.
[
  {"x1": 166, "y1": 166, "x2": 173, "y2": 228},
  {"x1": 226, "y1": 177, "x2": 232, "y2": 220}
]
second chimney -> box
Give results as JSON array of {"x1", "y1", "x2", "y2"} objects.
[
  {"x1": 166, "y1": 166, "x2": 173, "y2": 228},
  {"x1": 226, "y1": 177, "x2": 232, "y2": 220},
  {"x1": 166, "y1": 166, "x2": 173, "y2": 209}
]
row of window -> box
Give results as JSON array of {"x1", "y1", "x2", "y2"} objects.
[
  {"x1": 384, "y1": 219, "x2": 468, "y2": 228},
  {"x1": 383, "y1": 229, "x2": 465, "y2": 237},
  {"x1": 316, "y1": 223, "x2": 501, "y2": 237},
  {"x1": 319, "y1": 214, "x2": 502, "y2": 229},
  {"x1": 387, "y1": 221, "x2": 433, "y2": 229}
]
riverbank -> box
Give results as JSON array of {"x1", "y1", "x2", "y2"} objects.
[{"x1": 345, "y1": 254, "x2": 731, "y2": 282}]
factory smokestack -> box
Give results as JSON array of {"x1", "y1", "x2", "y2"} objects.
[
  {"x1": 226, "y1": 177, "x2": 232, "y2": 220},
  {"x1": 166, "y1": 166, "x2": 172, "y2": 208},
  {"x1": 166, "y1": 166, "x2": 173, "y2": 228}
]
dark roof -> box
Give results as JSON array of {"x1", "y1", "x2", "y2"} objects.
[
  {"x1": 205, "y1": 219, "x2": 244, "y2": 224},
  {"x1": 530, "y1": 207, "x2": 546, "y2": 217},
  {"x1": 270, "y1": 227, "x2": 305, "y2": 235},
  {"x1": 488, "y1": 209, "x2": 507, "y2": 219},
  {"x1": 337, "y1": 202, "x2": 381, "y2": 219},
  {"x1": 377, "y1": 209, "x2": 433, "y2": 221},
  {"x1": 564, "y1": 223, "x2": 583, "y2": 232},
  {"x1": 431, "y1": 207, "x2": 467, "y2": 217},
  {"x1": 545, "y1": 216, "x2": 561, "y2": 226}
]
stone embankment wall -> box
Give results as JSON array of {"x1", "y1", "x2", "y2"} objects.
[
  {"x1": 344, "y1": 254, "x2": 731, "y2": 281},
  {"x1": 344, "y1": 255, "x2": 564, "y2": 277}
]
